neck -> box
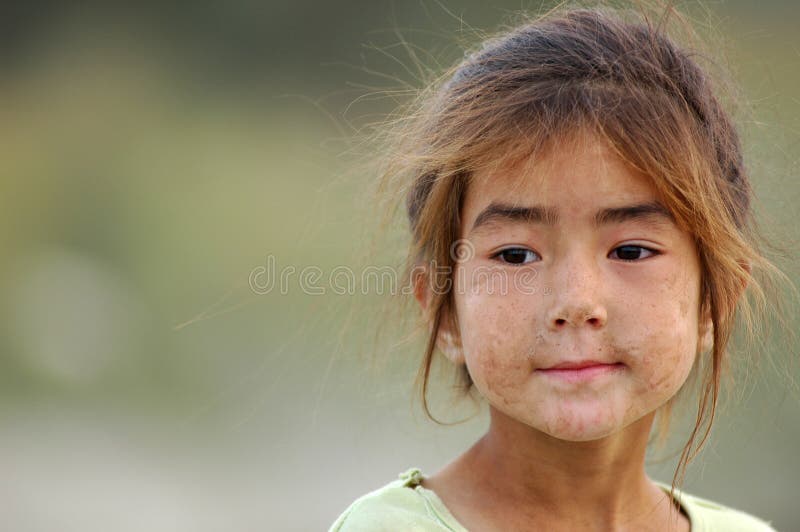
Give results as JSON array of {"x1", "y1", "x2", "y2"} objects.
[{"x1": 432, "y1": 407, "x2": 683, "y2": 530}]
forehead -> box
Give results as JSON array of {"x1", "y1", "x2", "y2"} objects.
[{"x1": 462, "y1": 136, "x2": 661, "y2": 227}]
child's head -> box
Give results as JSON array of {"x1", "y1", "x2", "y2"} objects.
[
  {"x1": 384, "y1": 5, "x2": 780, "y2": 481},
  {"x1": 445, "y1": 132, "x2": 705, "y2": 445}
]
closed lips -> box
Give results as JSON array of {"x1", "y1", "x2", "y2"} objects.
[
  {"x1": 542, "y1": 360, "x2": 622, "y2": 371},
  {"x1": 541, "y1": 360, "x2": 624, "y2": 371}
]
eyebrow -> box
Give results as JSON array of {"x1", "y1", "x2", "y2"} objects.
[{"x1": 469, "y1": 201, "x2": 674, "y2": 234}]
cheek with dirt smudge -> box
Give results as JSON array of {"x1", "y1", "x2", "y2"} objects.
[
  {"x1": 628, "y1": 313, "x2": 699, "y2": 400},
  {"x1": 459, "y1": 314, "x2": 536, "y2": 410},
  {"x1": 466, "y1": 343, "x2": 531, "y2": 408}
]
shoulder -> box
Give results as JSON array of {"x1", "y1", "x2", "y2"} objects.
[
  {"x1": 673, "y1": 488, "x2": 776, "y2": 532},
  {"x1": 329, "y1": 469, "x2": 455, "y2": 532}
]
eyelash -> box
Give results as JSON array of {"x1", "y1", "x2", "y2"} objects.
[
  {"x1": 492, "y1": 248, "x2": 541, "y2": 265},
  {"x1": 491, "y1": 245, "x2": 659, "y2": 265},
  {"x1": 609, "y1": 245, "x2": 659, "y2": 261}
]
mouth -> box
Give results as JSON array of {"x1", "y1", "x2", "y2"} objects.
[{"x1": 536, "y1": 360, "x2": 626, "y2": 383}]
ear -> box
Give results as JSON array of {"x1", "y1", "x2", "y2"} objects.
[
  {"x1": 436, "y1": 320, "x2": 465, "y2": 365},
  {"x1": 697, "y1": 260, "x2": 751, "y2": 354},
  {"x1": 413, "y1": 268, "x2": 465, "y2": 365},
  {"x1": 697, "y1": 303, "x2": 714, "y2": 354}
]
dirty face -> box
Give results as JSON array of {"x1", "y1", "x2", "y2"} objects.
[{"x1": 449, "y1": 135, "x2": 704, "y2": 442}]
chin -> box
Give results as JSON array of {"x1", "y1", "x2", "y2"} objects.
[{"x1": 534, "y1": 404, "x2": 630, "y2": 442}]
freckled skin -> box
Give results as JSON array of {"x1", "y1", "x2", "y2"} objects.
[{"x1": 452, "y1": 138, "x2": 703, "y2": 442}]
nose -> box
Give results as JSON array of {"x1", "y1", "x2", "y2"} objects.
[{"x1": 545, "y1": 256, "x2": 608, "y2": 331}]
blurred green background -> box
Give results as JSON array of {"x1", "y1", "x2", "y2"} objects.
[{"x1": 1, "y1": 1, "x2": 798, "y2": 530}]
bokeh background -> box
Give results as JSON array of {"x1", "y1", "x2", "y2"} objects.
[{"x1": 1, "y1": 1, "x2": 798, "y2": 530}]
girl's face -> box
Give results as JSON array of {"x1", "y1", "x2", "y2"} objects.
[{"x1": 449, "y1": 136, "x2": 705, "y2": 442}]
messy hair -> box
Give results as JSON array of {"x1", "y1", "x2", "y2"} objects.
[{"x1": 372, "y1": 3, "x2": 792, "y2": 490}]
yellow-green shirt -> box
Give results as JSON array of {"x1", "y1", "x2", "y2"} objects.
[{"x1": 330, "y1": 468, "x2": 775, "y2": 531}]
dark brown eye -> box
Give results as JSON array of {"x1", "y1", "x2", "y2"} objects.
[
  {"x1": 610, "y1": 245, "x2": 656, "y2": 261},
  {"x1": 494, "y1": 248, "x2": 540, "y2": 265}
]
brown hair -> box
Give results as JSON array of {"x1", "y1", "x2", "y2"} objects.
[{"x1": 373, "y1": 3, "x2": 792, "y2": 490}]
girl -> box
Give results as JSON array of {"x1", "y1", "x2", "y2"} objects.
[{"x1": 331, "y1": 4, "x2": 789, "y2": 531}]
